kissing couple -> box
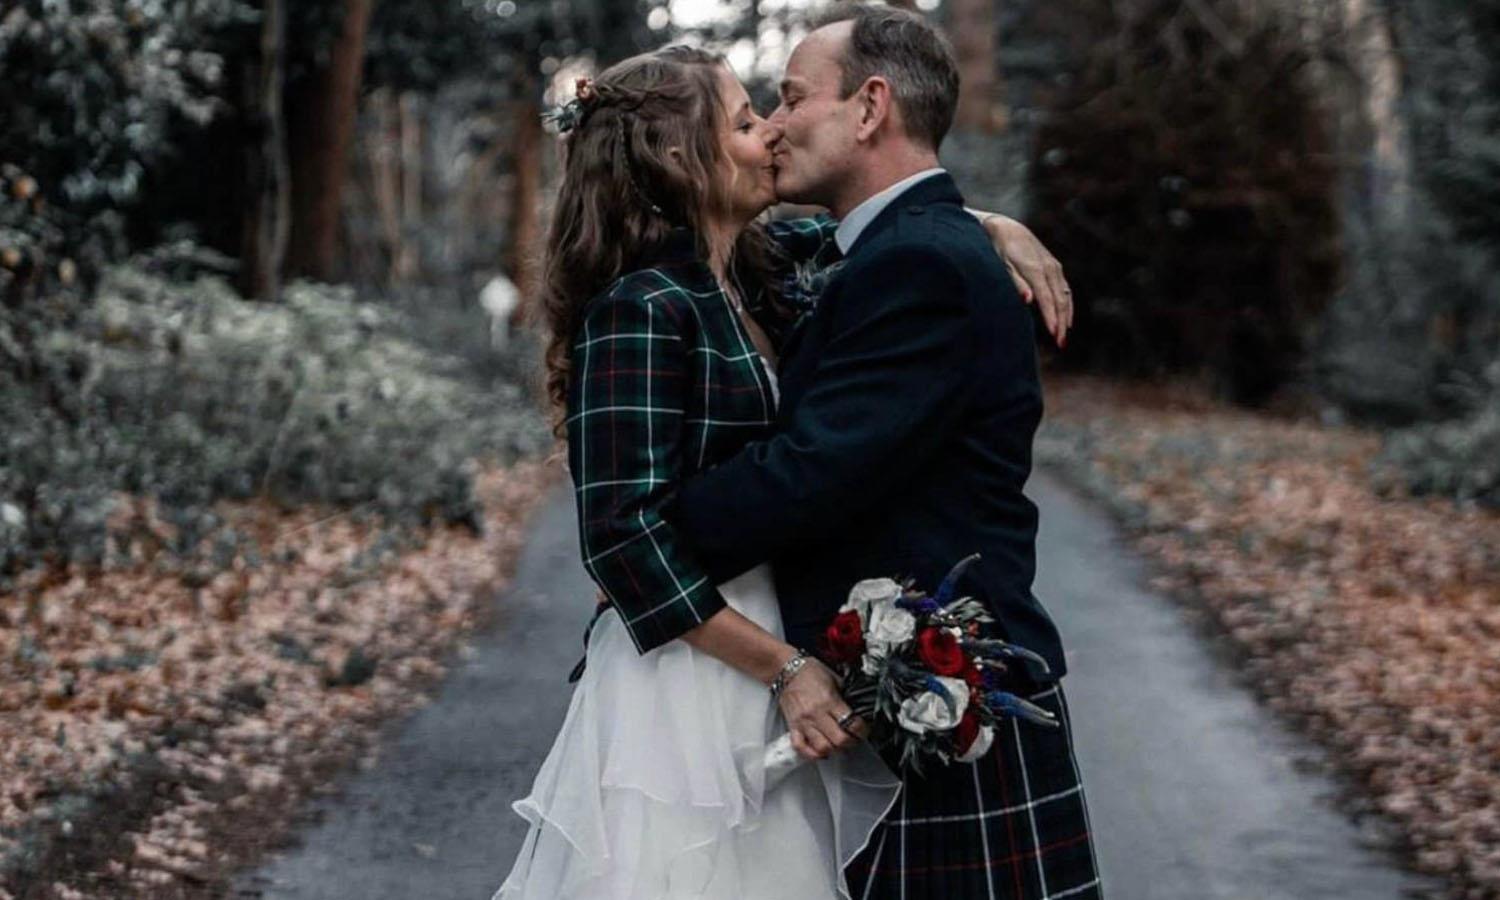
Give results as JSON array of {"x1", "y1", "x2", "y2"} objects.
[{"x1": 496, "y1": 4, "x2": 1102, "y2": 899}]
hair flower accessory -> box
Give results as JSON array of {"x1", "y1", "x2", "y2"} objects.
[{"x1": 542, "y1": 77, "x2": 598, "y2": 134}]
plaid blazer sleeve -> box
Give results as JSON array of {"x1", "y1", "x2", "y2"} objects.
[
  {"x1": 764, "y1": 214, "x2": 838, "y2": 263},
  {"x1": 565, "y1": 283, "x2": 727, "y2": 654}
]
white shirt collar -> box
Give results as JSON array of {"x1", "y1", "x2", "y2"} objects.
[{"x1": 833, "y1": 167, "x2": 946, "y2": 255}]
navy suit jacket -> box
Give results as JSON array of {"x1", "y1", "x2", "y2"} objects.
[{"x1": 665, "y1": 173, "x2": 1066, "y2": 680}]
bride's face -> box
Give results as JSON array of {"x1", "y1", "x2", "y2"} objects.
[{"x1": 715, "y1": 66, "x2": 782, "y2": 223}]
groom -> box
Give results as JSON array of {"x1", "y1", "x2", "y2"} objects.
[{"x1": 666, "y1": 5, "x2": 1102, "y2": 898}]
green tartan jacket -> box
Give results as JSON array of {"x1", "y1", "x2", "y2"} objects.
[{"x1": 565, "y1": 216, "x2": 840, "y2": 653}]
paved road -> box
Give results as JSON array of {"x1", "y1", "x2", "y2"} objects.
[{"x1": 232, "y1": 473, "x2": 1440, "y2": 900}]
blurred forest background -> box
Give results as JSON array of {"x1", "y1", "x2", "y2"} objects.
[
  {"x1": 2, "y1": 0, "x2": 1498, "y2": 584},
  {"x1": 2, "y1": 0, "x2": 1498, "y2": 580},
  {"x1": 2, "y1": 0, "x2": 1499, "y2": 896}
]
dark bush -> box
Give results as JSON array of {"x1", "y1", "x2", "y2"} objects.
[
  {"x1": 1028, "y1": 0, "x2": 1341, "y2": 406},
  {"x1": 0, "y1": 1, "x2": 259, "y2": 286},
  {"x1": 1378, "y1": 366, "x2": 1500, "y2": 508}
]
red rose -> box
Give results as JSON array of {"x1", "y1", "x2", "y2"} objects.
[
  {"x1": 820, "y1": 611, "x2": 866, "y2": 665},
  {"x1": 915, "y1": 627, "x2": 966, "y2": 677},
  {"x1": 962, "y1": 664, "x2": 984, "y2": 690},
  {"x1": 954, "y1": 708, "x2": 981, "y2": 755}
]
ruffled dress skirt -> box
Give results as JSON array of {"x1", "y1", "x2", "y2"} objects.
[{"x1": 494, "y1": 563, "x2": 903, "y2": 900}]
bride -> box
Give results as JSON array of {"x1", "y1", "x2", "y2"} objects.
[{"x1": 495, "y1": 45, "x2": 1065, "y2": 900}]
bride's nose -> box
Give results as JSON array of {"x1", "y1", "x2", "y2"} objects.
[{"x1": 760, "y1": 119, "x2": 784, "y2": 147}]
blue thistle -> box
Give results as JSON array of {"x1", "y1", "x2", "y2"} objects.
[
  {"x1": 934, "y1": 553, "x2": 982, "y2": 606},
  {"x1": 986, "y1": 691, "x2": 1060, "y2": 729},
  {"x1": 898, "y1": 594, "x2": 941, "y2": 615},
  {"x1": 924, "y1": 676, "x2": 962, "y2": 717}
]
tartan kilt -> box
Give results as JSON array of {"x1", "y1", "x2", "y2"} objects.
[{"x1": 846, "y1": 680, "x2": 1103, "y2": 900}]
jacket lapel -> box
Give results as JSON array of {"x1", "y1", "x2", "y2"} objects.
[{"x1": 778, "y1": 173, "x2": 966, "y2": 402}]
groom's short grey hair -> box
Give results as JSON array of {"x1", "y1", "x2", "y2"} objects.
[{"x1": 810, "y1": 3, "x2": 960, "y2": 150}]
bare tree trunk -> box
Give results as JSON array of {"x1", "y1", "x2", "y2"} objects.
[
  {"x1": 950, "y1": 0, "x2": 1003, "y2": 132},
  {"x1": 503, "y1": 78, "x2": 543, "y2": 327},
  {"x1": 239, "y1": 0, "x2": 289, "y2": 301},
  {"x1": 396, "y1": 89, "x2": 422, "y2": 282},
  {"x1": 285, "y1": 0, "x2": 375, "y2": 281},
  {"x1": 1343, "y1": 0, "x2": 1409, "y2": 216},
  {"x1": 364, "y1": 87, "x2": 403, "y2": 284}
]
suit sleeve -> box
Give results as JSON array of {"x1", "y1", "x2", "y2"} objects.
[
  {"x1": 667, "y1": 244, "x2": 979, "y2": 581},
  {"x1": 567, "y1": 288, "x2": 726, "y2": 654}
]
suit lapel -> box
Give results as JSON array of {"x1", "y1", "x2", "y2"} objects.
[{"x1": 778, "y1": 173, "x2": 966, "y2": 408}]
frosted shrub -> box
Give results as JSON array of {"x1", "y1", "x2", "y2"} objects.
[{"x1": 0, "y1": 262, "x2": 550, "y2": 585}]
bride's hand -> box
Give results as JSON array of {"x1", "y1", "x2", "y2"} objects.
[
  {"x1": 776, "y1": 657, "x2": 868, "y2": 761},
  {"x1": 974, "y1": 211, "x2": 1073, "y2": 349}
]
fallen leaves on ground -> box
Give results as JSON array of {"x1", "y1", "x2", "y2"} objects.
[
  {"x1": 1039, "y1": 377, "x2": 1500, "y2": 900},
  {"x1": 0, "y1": 461, "x2": 557, "y2": 898}
]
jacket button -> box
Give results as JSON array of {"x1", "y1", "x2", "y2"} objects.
[{"x1": 906, "y1": 205, "x2": 926, "y2": 215}]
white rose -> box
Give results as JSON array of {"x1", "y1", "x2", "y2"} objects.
[
  {"x1": 865, "y1": 602, "x2": 916, "y2": 651},
  {"x1": 956, "y1": 725, "x2": 995, "y2": 763},
  {"x1": 840, "y1": 577, "x2": 904, "y2": 623},
  {"x1": 895, "y1": 677, "x2": 970, "y2": 735}
]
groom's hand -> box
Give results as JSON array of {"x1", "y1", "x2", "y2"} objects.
[{"x1": 778, "y1": 658, "x2": 869, "y2": 761}]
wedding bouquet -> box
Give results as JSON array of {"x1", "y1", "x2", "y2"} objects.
[{"x1": 764, "y1": 555, "x2": 1059, "y2": 780}]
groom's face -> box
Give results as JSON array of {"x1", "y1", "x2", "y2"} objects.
[{"x1": 769, "y1": 24, "x2": 862, "y2": 207}]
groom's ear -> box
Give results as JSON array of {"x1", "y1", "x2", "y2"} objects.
[{"x1": 854, "y1": 76, "x2": 893, "y2": 143}]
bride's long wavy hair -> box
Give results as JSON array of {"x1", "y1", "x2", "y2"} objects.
[{"x1": 540, "y1": 45, "x2": 788, "y2": 438}]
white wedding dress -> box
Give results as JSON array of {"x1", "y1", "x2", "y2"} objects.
[{"x1": 494, "y1": 362, "x2": 902, "y2": 900}]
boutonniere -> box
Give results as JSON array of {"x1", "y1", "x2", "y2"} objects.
[{"x1": 787, "y1": 258, "x2": 847, "y2": 312}]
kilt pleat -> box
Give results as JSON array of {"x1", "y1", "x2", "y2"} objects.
[{"x1": 845, "y1": 681, "x2": 1103, "y2": 900}]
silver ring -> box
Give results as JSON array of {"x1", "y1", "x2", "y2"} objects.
[{"x1": 836, "y1": 710, "x2": 859, "y2": 731}]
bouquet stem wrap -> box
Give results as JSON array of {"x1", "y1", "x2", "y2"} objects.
[{"x1": 762, "y1": 732, "x2": 804, "y2": 788}]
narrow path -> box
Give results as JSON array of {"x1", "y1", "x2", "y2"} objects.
[
  {"x1": 231, "y1": 488, "x2": 592, "y2": 899},
  {"x1": 1031, "y1": 472, "x2": 1439, "y2": 899},
  {"x1": 232, "y1": 474, "x2": 1441, "y2": 899}
]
